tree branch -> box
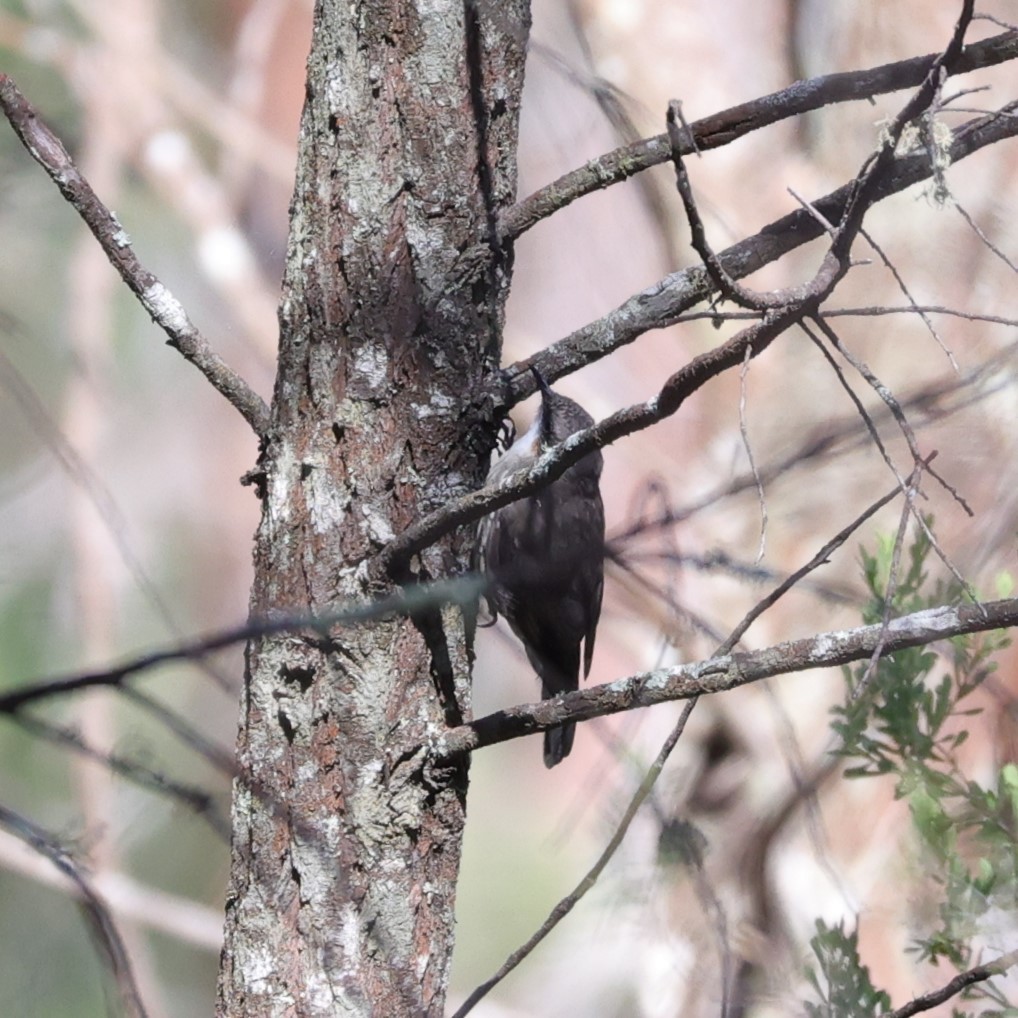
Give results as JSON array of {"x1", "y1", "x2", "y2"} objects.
[
  {"x1": 437, "y1": 597, "x2": 1018, "y2": 758},
  {"x1": 500, "y1": 28, "x2": 1018, "y2": 240},
  {"x1": 380, "y1": 303, "x2": 811, "y2": 571},
  {"x1": 0, "y1": 803, "x2": 148, "y2": 1018},
  {"x1": 450, "y1": 698, "x2": 698, "y2": 1017},
  {"x1": 0, "y1": 577, "x2": 486, "y2": 714},
  {"x1": 888, "y1": 948, "x2": 1018, "y2": 1017},
  {"x1": 510, "y1": 101, "x2": 1018, "y2": 401},
  {"x1": 0, "y1": 74, "x2": 272, "y2": 437}
]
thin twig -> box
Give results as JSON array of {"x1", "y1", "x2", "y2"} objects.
[
  {"x1": 0, "y1": 576, "x2": 487, "y2": 714},
  {"x1": 0, "y1": 803, "x2": 149, "y2": 1018},
  {"x1": 953, "y1": 198, "x2": 1018, "y2": 272},
  {"x1": 858, "y1": 470, "x2": 922, "y2": 697},
  {"x1": 507, "y1": 101, "x2": 1018, "y2": 407},
  {"x1": 500, "y1": 31, "x2": 1018, "y2": 240},
  {"x1": 612, "y1": 333, "x2": 1016, "y2": 546},
  {"x1": 887, "y1": 949, "x2": 1018, "y2": 1018},
  {"x1": 738, "y1": 345, "x2": 767, "y2": 563},
  {"x1": 801, "y1": 320, "x2": 963, "y2": 662},
  {"x1": 11, "y1": 712, "x2": 230, "y2": 838},
  {"x1": 0, "y1": 74, "x2": 271, "y2": 436},
  {"x1": 667, "y1": 100, "x2": 781, "y2": 312},
  {"x1": 810, "y1": 315, "x2": 979, "y2": 595},
  {"x1": 118, "y1": 685, "x2": 236, "y2": 773},
  {"x1": 450, "y1": 699, "x2": 698, "y2": 1017},
  {"x1": 801, "y1": 320, "x2": 908, "y2": 484},
  {"x1": 0, "y1": 825, "x2": 223, "y2": 950},
  {"x1": 717, "y1": 479, "x2": 907, "y2": 656},
  {"x1": 442, "y1": 597, "x2": 1018, "y2": 758},
  {"x1": 858, "y1": 227, "x2": 958, "y2": 370}
]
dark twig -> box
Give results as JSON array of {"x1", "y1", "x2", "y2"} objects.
[
  {"x1": 0, "y1": 577, "x2": 487, "y2": 715},
  {"x1": 887, "y1": 949, "x2": 1018, "y2": 1018},
  {"x1": 811, "y1": 316, "x2": 927, "y2": 471},
  {"x1": 0, "y1": 74, "x2": 271, "y2": 436},
  {"x1": 667, "y1": 100, "x2": 782, "y2": 312},
  {"x1": 0, "y1": 803, "x2": 148, "y2": 1018},
  {"x1": 11, "y1": 712, "x2": 230, "y2": 838},
  {"x1": 450, "y1": 699, "x2": 698, "y2": 1017},
  {"x1": 439, "y1": 597, "x2": 1018, "y2": 758},
  {"x1": 508, "y1": 101, "x2": 1018, "y2": 405},
  {"x1": 624, "y1": 549, "x2": 857, "y2": 606},
  {"x1": 500, "y1": 30, "x2": 1018, "y2": 240}
]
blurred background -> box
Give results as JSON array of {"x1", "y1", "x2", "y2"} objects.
[{"x1": 1, "y1": 0, "x2": 1017, "y2": 1015}]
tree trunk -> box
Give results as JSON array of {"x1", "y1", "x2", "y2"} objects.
[{"x1": 216, "y1": 2, "x2": 530, "y2": 1014}]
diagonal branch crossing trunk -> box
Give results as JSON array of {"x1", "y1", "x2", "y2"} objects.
[{"x1": 216, "y1": 3, "x2": 530, "y2": 1013}]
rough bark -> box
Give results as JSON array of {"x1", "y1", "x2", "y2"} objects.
[{"x1": 216, "y1": 2, "x2": 530, "y2": 1014}]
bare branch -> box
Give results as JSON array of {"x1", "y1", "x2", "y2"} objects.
[
  {"x1": 667, "y1": 100, "x2": 773, "y2": 310},
  {"x1": 439, "y1": 597, "x2": 1018, "y2": 758},
  {"x1": 0, "y1": 345, "x2": 235, "y2": 693},
  {"x1": 506, "y1": 101, "x2": 1018, "y2": 403},
  {"x1": 451, "y1": 699, "x2": 698, "y2": 1017},
  {"x1": 11, "y1": 713, "x2": 230, "y2": 838},
  {"x1": 0, "y1": 74, "x2": 272, "y2": 436},
  {"x1": 825, "y1": 305, "x2": 1018, "y2": 326},
  {"x1": 500, "y1": 29, "x2": 1018, "y2": 240},
  {"x1": 0, "y1": 803, "x2": 148, "y2": 1018},
  {"x1": 888, "y1": 949, "x2": 1018, "y2": 1018},
  {"x1": 0, "y1": 577, "x2": 486, "y2": 714}
]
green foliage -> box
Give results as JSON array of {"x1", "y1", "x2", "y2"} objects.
[
  {"x1": 804, "y1": 919, "x2": 891, "y2": 1018},
  {"x1": 804, "y1": 522, "x2": 1016, "y2": 1013}
]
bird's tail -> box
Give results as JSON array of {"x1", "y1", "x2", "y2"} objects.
[
  {"x1": 544, "y1": 722, "x2": 575, "y2": 768},
  {"x1": 533, "y1": 645, "x2": 580, "y2": 768}
]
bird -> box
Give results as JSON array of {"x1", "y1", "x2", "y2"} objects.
[{"x1": 478, "y1": 369, "x2": 605, "y2": 767}]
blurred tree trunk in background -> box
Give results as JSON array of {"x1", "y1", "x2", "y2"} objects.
[{"x1": 215, "y1": 3, "x2": 530, "y2": 1014}]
